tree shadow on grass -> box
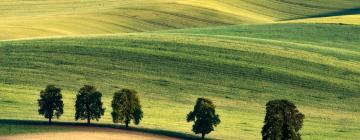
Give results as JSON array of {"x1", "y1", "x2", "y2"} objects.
[{"x1": 0, "y1": 119, "x2": 217, "y2": 140}]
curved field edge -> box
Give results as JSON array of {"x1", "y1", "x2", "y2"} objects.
[
  {"x1": 0, "y1": 24, "x2": 359, "y2": 139},
  {"x1": 0, "y1": 120, "x2": 196, "y2": 140}
]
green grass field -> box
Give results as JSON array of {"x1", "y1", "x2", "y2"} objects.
[
  {"x1": 0, "y1": 0, "x2": 360, "y2": 140},
  {"x1": 1, "y1": 23, "x2": 359, "y2": 139}
]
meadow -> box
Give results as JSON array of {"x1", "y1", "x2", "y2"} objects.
[
  {"x1": 1, "y1": 23, "x2": 359, "y2": 139},
  {"x1": 0, "y1": 0, "x2": 360, "y2": 140},
  {"x1": 1, "y1": 0, "x2": 359, "y2": 40}
]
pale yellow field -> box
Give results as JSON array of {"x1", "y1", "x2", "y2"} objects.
[
  {"x1": 1, "y1": 0, "x2": 359, "y2": 40},
  {"x1": 0, "y1": 126, "x2": 179, "y2": 140}
]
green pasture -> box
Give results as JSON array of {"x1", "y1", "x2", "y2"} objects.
[{"x1": 0, "y1": 23, "x2": 359, "y2": 139}]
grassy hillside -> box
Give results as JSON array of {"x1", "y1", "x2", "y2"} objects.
[
  {"x1": 1, "y1": 0, "x2": 359, "y2": 40},
  {"x1": 0, "y1": 23, "x2": 359, "y2": 140},
  {"x1": 285, "y1": 15, "x2": 360, "y2": 25},
  {"x1": 1, "y1": 0, "x2": 360, "y2": 139},
  {"x1": 165, "y1": 23, "x2": 360, "y2": 50}
]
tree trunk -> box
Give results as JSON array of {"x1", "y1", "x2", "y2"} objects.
[
  {"x1": 86, "y1": 102, "x2": 90, "y2": 125},
  {"x1": 87, "y1": 116, "x2": 90, "y2": 125},
  {"x1": 125, "y1": 122, "x2": 129, "y2": 129},
  {"x1": 49, "y1": 117, "x2": 52, "y2": 123},
  {"x1": 201, "y1": 133, "x2": 205, "y2": 139}
]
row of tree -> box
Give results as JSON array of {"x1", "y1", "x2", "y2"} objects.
[
  {"x1": 38, "y1": 85, "x2": 142, "y2": 128},
  {"x1": 38, "y1": 85, "x2": 304, "y2": 139}
]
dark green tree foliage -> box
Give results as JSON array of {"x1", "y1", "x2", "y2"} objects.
[
  {"x1": 111, "y1": 89, "x2": 143, "y2": 128},
  {"x1": 75, "y1": 85, "x2": 105, "y2": 124},
  {"x1": 262, "y1": 100, "x2": 305, "y2": 140},
  {"x1": 38, "y1": 85, "x2": 63, "y2": 123},
  {"x1": 187, "y1": 98, "x2": 220, "y2": 139}
]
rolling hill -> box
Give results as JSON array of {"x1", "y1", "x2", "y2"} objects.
[
  {"x1": 0, "y1": 0, "x2": 360, "y2": 140},
  {"x1": 1, "y1": 0, "x2": 360, "y2": 40},
  {"x1": 1, "y1": 23, "x2": 360, "y2": 139},
  {"x1": 285, "y1": 14, "x2": 360, "y2": 25}
]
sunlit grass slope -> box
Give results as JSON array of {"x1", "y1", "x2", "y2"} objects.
[
  {"x1": 0, "y1": 23, "x2": 359, "y2": 140},
  {"x1": 1, "y1": 0, "x2": 359, "y2": 40},
  {"x1": 179, "y1": 0, "x2": 360, "y2": 21}
]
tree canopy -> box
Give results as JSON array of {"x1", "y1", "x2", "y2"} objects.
[
  {"x1": 75, "y1": 85, "x2": 105, "y2": 124},
  {"x1": 187, "y1": 97, "x2": 220, "y2": 139},
  {"x1": 262, "y1": 99, "x2": 305, "y2": 140},
  {"x1": 111, "y1": 88, "x2": 143, "y2": 128},
  {"x1": 38, "y1": 85, "x2": 64, "y2": 123}
]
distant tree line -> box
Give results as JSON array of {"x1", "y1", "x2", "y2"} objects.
[{"x1": 38, "y1": 84, "x2": 304, "y2": 139}]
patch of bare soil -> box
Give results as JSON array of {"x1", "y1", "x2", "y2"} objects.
[{"x1": 0, "y1": 126, "x2": 181, "y2": 140}]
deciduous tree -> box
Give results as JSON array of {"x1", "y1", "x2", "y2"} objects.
[
  {"x1": 75, "y1": 85, "x2": 105, "y2": 124},
  {"x1": 187, "y1": 98, "x2": 220, "y2": 139},
  {"x1": 38, "y1": 85, "x2": 63, "y2": 123},
  {"x1": 111, "y1": 88, "x2": 143, "y2": 128},
  {"x1": 262, "y1": 99, "x2": 305, "y2": 140}
]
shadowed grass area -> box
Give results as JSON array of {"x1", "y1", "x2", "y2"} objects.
[
  {"x1": 0, "y1": 120, "x2": 72, "y2": 136},
  {"x1": 282, "y1": 7, "x2": 360, "y2": 25},
  {"x1": 290, "y1": 7, "x2": 360, "y2": 20}
]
